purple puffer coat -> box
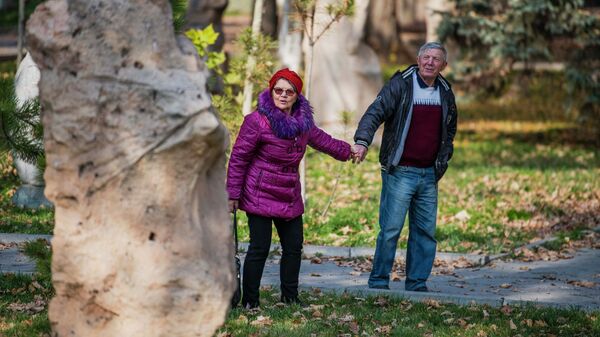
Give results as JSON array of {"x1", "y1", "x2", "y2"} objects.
[{"x1": 227, "y1": 89, "x2": 352, "y2": 220}]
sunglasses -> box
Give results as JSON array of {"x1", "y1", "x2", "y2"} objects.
[{"x1": 273, "y1": 87, "x2": 296, "y2": 96}]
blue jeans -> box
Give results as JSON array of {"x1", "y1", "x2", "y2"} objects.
[{"x1": 368, "y1": 166, "x2": 438, "y2": 291}]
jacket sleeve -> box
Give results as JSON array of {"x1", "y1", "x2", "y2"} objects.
[
  {"x1": 353, "y1": 73, "x2": 402, "y2": 147},
  {"x1": 446, "y1": 95, "x2": 458, "y2": 161},
  {"x1": 307, "y1": 126, "x2": 351, "y2": 161},
  {"x1": 226, "y1": 114, "x2": 261, "y2": 200}
]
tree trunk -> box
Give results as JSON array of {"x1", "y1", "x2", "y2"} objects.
[
  {"x1": 242, "y1": 0, "x2": 264, "y2": 116},
  {"x1": 186, "y1": 0, "x2": 229, "y2": 51},
  {"x1": 277, "y1": 0, "x2": 302, "y2": 71},
  {"x1": 253, "y1": 0, "x2": 278, "y2": 39},
  {"x1": 307, "y1": 0, "x2": 383, "y2": 136},
  {"x1": 26, "y1": 1, "x2": 233, "y2": 336}
]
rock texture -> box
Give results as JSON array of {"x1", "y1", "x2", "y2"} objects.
[{"x1": 26, "y1": 1, "x2": 233, "y2": 336}]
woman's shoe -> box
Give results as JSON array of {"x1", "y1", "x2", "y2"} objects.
[
  {"x1": 242, "y1": 301, "x2": 259, "y2": 309},
  {"x1": 281, "y1": 296, "x2": 306, "y2": 307}
]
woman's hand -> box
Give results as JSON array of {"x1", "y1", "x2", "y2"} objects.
[{"x1": 228, "y1": 200, "x2": 239, "y2": 213}]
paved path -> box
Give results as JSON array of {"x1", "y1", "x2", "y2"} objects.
[
  {"x1": 261, "y1": 248, "x2": 600, "y2": 311},
  {"x1": 2, "y1": 233, "x2": 599, "y2": 311}
]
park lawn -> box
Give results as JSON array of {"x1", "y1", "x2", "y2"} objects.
[
  {"x1": 295, "y1": 120, "x2": 599, "y2": 254},
  {"x1": 0, "y1": 156, "x2": 54, "y2": 234},
  {"x1": 220, "y1": 288, "x2": 600, "y2": 337},
  {"x1": 0, "y1": 240, "x2": 52, "y2": 337},
  {"x1": 1, "y1": 243, "x2": 598, "y2": 337},
  {"x1": 1, "y1": 121, "x2": 598, "y2": 254}
]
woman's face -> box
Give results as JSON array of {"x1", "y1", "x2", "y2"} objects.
[{"x1": 272, "y1": 79, "x2": 298, "y2": 113}]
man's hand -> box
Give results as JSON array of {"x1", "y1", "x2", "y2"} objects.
[
  {"x1": 351, "y1": 144, "x2": 368, "y2": 164},
  {"x1": 228, "y1": 199, "x2": 239, "y2": 213}
]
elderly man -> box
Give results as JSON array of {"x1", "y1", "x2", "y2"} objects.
[{"x1": 352, "y1": 42, "x2": 458, "y2": 292}]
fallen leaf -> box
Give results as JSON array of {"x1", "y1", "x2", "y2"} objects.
[
  {"x1": 250, "y1": 315, "x2": 273, "y2": 327},
  {"x1": 567, "y1": 280, "x2": 596, "y2": 288},
  {"x1": 454, "y1": 210, "x2": 471, "y2": 222},
  {"x1": 422, "y1": 299, "x2": 441, "y2": 308},
  {"x1": 310, "y1": 257, "x2": 322, "y2": 264},
  {"x1": 374, "y1": 296, "x2": 388, "y2": 307},
  {"x1": 375, "y1": 325, "x2": 392, "y2": 334},
  {"x1": 501, "y1": 305, "x2": 512, "y2": 315},
  {"x1": 500, "y1": 283, "x2": 512, "y2": 289},
  {"x1": 348, "y1": 321, "x2": 360, "y2": 334},
  {"x1": 339, "y1": 314, "x2": 354, "y2": 322},
  {"x1": 349, "y1": 271, "x2": 361, "y2": 276},
  {"x1": 509, "y1": 319, "x2": 517, "y2": 330},
  {"x1": 312, "y1": 310, "x2": 322, "y2": 318},
  {"x1": 310, "y1": 273, "x2": 321, "y2": 277},
  {"x1": 391, "y1": 271, "x2": 401, "y2": 281}
]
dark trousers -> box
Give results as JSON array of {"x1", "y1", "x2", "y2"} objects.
[{"x1": 242, "y1": 213, "x2": 303, "y2": 305}]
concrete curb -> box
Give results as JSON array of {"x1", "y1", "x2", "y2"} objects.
[
  {"x1": 0, "y1": 233, "x2": 52, "y2": 244},
  {"x1": 0, "y1": 234, "x2": 502, "y2": 267},
  {"x1": 488, "y1": 225, "x2": 600, "y2": 263},
  {"x1": 300, "y1": 285, "x2": 599, "y2": 312},
  {"x1": 239, "y1": 242, "x2": 492, "y2": 266}
]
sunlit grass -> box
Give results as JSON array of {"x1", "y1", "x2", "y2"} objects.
[{"x1": 218, "y1": 288, "x2": 599, "y2": 337}]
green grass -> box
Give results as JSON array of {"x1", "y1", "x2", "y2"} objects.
[
  {"x1": 2, "y1": 248, "x2": 598, "y2": 336},
  {"x1": 294, "y1": 120, "x2": 598, "y2": 254},
  {"x1": 0, "y1": 158, "x2": 54, "y2": 234},
  {"x1": 0, "y1": 241, "x2": 52, "y2": 336},
  {"x1": 219, "y1": 288, "x2": 599, "y2": 337},
  {"x1": 2, "y1": 120, "x2": 598, "y2": 255}
]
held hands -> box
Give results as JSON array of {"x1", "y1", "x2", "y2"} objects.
[
  {"x1": 350, "y1": 144, "x2": 368, "y2": 164},
  {"x1": 228, "y1": 200, "x2": 239, "y2": 213}
]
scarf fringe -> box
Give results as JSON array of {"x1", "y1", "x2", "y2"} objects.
[{"x1": 258, "y1": 89, "x2": 314, "y2": 139}]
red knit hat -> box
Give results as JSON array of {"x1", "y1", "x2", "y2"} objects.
[{"x1": 269, "y1": 68, "x2": 303, "y2": 94}]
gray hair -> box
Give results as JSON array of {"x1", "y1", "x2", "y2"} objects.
[{"x1": 418, "y1": 42, "x2": 447, "y2": 62}]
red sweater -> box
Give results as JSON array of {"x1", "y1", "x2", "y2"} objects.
[{"x1": 399, "y1": 103, "x2": 442, "y2": 167}]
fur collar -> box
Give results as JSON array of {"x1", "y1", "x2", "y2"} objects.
[{"x1": 258, "y1": 89, "x2": 314, "y2": 139}]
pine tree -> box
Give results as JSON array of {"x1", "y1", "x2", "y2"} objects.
[{"x1": 0, "y1": 77, "x2": 44, "y2": 171}]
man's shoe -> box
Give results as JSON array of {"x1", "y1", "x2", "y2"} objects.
[{"x1": 369, "y1": 284, "x2": 390, "y2": 290}]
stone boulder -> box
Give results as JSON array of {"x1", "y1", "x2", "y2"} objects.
[{"x1": 26, "y1": 0, "x2": 233, "y2": 336}]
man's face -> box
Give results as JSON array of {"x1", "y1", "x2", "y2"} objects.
[{"x1": 417, "y1": 48, "x2": 447, "y2": 82}]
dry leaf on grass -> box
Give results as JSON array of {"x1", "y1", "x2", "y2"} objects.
[
  {"x1": 375, "y1": 325, "x2": 392, "y2": 334},
  {"x1": 250, "y1": 315, "x2": 273, "y2": 327}
]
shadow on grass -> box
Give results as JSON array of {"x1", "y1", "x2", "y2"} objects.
[{"x1": 453, "y1": 123, "x2": 600, "y2": 170}]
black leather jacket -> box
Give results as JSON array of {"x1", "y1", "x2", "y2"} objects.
[{"x1": 354, "y1": 65, "x2": 458, "y2": 181}]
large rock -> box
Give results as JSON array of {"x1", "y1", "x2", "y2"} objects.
[
  {"x1": 26, "y1": 1, "x2": 233, "y2": 336},
  {"x1": 306, "y1": 0, "x2": 383, "y2": 137}
]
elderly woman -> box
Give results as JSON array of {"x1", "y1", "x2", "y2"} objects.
[{"x1": 227, "y1": 68, "x2": 352, "y2": 308}]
